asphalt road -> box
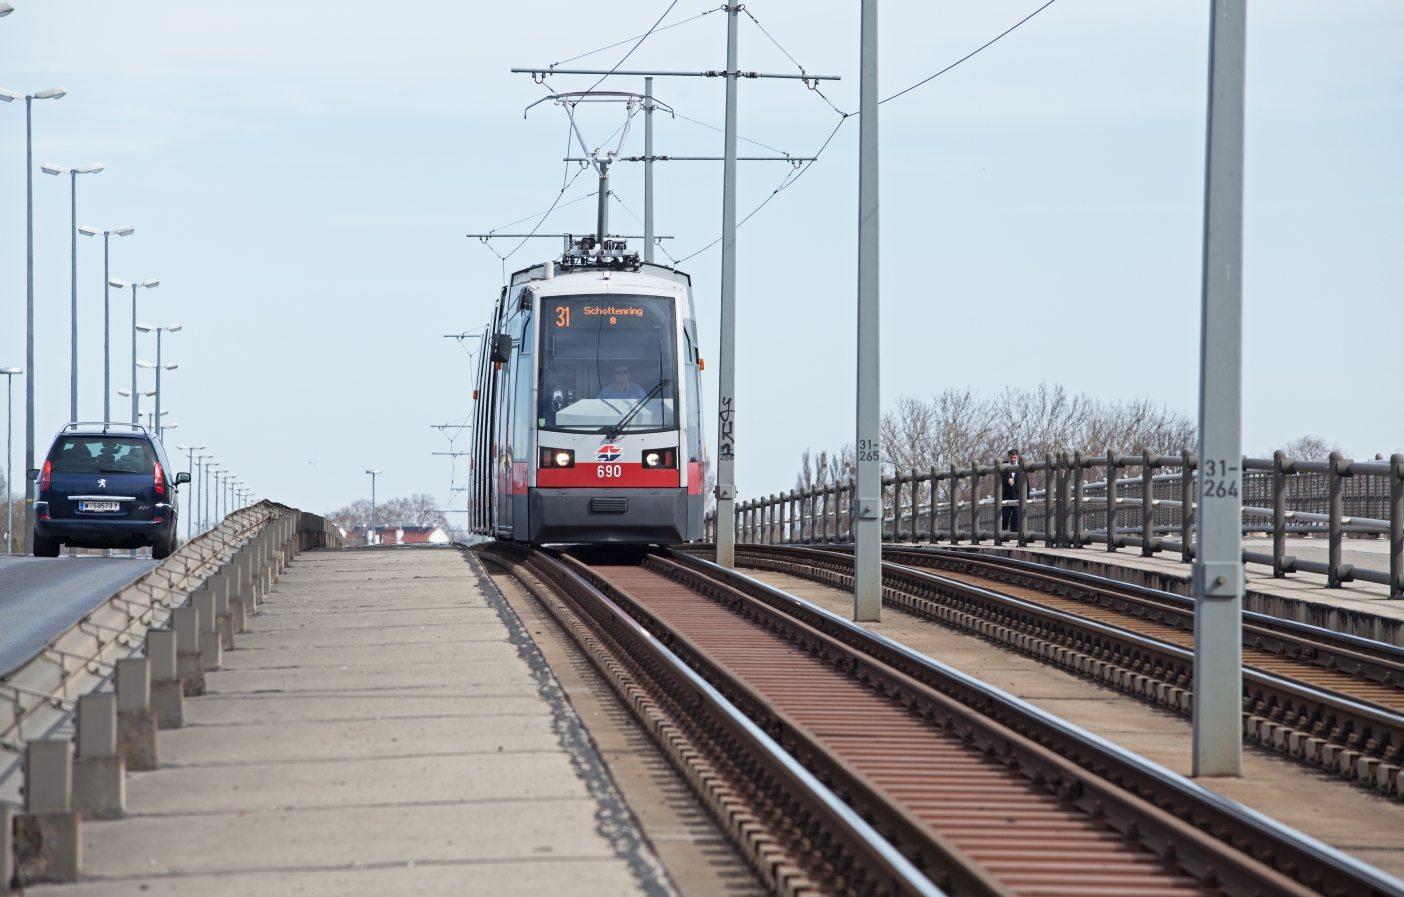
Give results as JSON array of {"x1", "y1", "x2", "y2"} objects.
[{"x1": 0, "y1": 555, "x2": 156, "y2": 675}]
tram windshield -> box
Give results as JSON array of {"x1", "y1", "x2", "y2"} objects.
[{"x1": 538, "y1": 294, "x2": 677, "y2": 434}]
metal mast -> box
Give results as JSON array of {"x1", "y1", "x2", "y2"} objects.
[
  {"x1": 713, "y1": 3, "x2": 741, "y2": 568},
  {"x1": 853, "y1": 0, "x2": 881, "y2": 621},
  {"x1": 1192, "y1": 0, "x2": 1248, "y2": 778}
]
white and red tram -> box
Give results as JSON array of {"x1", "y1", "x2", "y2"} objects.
[{"x1": 469, "y1": 240, "x2": 706, "y2": 543}]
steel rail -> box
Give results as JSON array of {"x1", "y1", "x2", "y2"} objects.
[
  {"x1": 662, "y1": 547, "x2": 1404, "y2": 897},
  {"x1": 473, "y1": 542, "x2": 942, "y2": 897},
  {"x1": 580, "y1": 549, "x2": 1326, "y2": 897},
  {"x1": 883, "y1": 545, "x2": 1404, "y2": 676},
  {"x1": 700, "y1": 543, "x2": 1404, "y2": 808}
]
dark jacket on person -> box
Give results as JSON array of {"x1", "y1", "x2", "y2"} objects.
[{"x1": 1001, "y1": 466, "x2": 1022, "y2": 501}]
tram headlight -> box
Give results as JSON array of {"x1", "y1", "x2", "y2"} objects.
[
  {"x1": 540, "y1": 448, "x2": 575, "y2": 469},
  {"x1": 641, "y1": 448, "x2": 677, "y2": 469}
]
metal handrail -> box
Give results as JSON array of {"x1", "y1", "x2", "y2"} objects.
[{"x1": 705, "y1": 449, "x2": 1404, "y2": 598}]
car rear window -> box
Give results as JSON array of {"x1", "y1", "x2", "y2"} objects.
[{"x1": 48, "y1": 437, "x2": 155, "y2": 475}]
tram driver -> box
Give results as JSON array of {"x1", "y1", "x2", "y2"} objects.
[{"x1": 598, "y1": 363, "x2": 647, "y2": 400}]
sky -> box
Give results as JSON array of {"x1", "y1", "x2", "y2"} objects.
[{"x1": 0, "y1": 1, "x2": 1399, "y2": 519}]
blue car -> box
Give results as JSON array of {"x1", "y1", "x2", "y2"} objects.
[{"x1": 30, "y1": 423, "x2": 191, "y2": 558}]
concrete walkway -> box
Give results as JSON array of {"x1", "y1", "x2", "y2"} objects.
[{"x1": 38, "y1": 546, "x2": 670, "y2": 896}]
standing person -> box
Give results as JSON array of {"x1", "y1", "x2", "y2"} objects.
[{"x1": 1001, "y1": 449, "x2": 1022, "y2": 536}]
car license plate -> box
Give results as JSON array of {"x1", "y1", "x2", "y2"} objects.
[{"x1": 79, "y1": 501, "x2": 121, "y2": 512}]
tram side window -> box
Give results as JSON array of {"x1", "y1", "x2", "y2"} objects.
[
  {"x1": 539, "y1": 295, "x2": 677, "y2": 434},
  {"x1": 512, "y1": 317, "x2": 533, "y2": 460}
]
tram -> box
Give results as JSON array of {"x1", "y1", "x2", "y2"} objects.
[{"x1": 469, "y1": 236, "x2": 706, "y2": 543}]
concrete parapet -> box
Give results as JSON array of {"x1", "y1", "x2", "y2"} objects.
[
  {"x1": 15, "y1": 740, "x2": 81, "y2": 884},
  {"x1": 3, "y1": 805, "x2": 11, "y2": 893},
  {"x1": 115, "y1": 657, "x2": 159, "y2": 771},
  {"x1": 172, "y1": 607, "x2": 205, "y2": 696},
  {"x1": 74, "y1": 693, "x2": 125, "y2": 819},
  {"x1": 191, "y1": 592, "x2": 223, "y2": 672},
  {"x1": 145, "y1": 629, "x2": 184, "y2": 728},
  {"x1": 229, "y1": 553, "x2": 255, "y2": 608},
  {"x1": 218, "y1": 560, "x2": 252, "y2": 624},
  {"x1": 198, "y1": 576, "x2": 235, "y2": 649}
]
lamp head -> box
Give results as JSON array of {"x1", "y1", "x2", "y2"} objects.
[
  {"x1": 33, "y1": 87, "x2": 66, "y2": 100},
  {"x1": 135, "y1": 324, "x2": 153, "y2": 333},
  {"x1": 78, "y1": 225, "x2": 100, "y2": 237},
  {"x1": 40, "y1": 162, "x2": 63, "y2": 176},
  {"x1": 108, "y1": 278, "x2": 129, "y2": 289},
  {"x1": 117, "y1": 389, "x2": 131, "y2": 397},
  {"x1": 75, "y1": 163, "x2": 104, "y2": 174},
  {"x1": 115, "y1": 225, "x2": 135, "y2": 237},
  {"x1": 164, "y1": 363, "x2": 178, "y2": 370},
  {"x1": 0, "y1": 366, "x2": 22, "y2": 375},
  {"x1": 167, "y1": 324, "x2": 183, "y2": 332},
  {"x1": 0, "y1": 88, "x2": 20, "y2": 102},
  {"x1": 136, "y1": 360, "x2": 155, "y2": 368},
  {"x1": 139, "y1": 279, "x2": 159, "y2": 288}
]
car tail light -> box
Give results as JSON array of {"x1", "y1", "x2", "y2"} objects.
[
  {"x1": 540, "y1": 447, "x2": 574, "y2": 469},
  {"x1": 153, "y1": 461, "x2": 166, "y2": 496},
  {"x1": 39, "y1": 460, "x2": 51, "y2": 492},
  {"x1": 641, "y1": 448, "x2": 677, "y2": 469}
]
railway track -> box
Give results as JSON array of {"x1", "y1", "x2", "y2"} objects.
[
  {"x1": 702, "y1": 543, "x2": 1404, "y2": 799},
  {"x1": 477, "y1": 542, "x2": 1401, "y2": 897}
]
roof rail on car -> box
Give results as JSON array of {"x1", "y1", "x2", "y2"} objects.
[{"x1": 60, "y1": 421, "x2": 150, "y2": 435}]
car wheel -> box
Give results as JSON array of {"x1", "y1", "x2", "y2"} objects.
[
  {"x1": 32, "y1": 534, "x2": 61, "y2": 557},
  {"x1": 151, "y1": 532, "x2": 175, "y2": 560}
]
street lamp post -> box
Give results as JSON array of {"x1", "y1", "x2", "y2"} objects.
[
  {"x1": 205, "y1": 461, "x2": 217, "y2": 530},
  {"x1": 136, "y1": 324, "x2": 180, "y2": 439},
  {"x1": 79, "y1": 225, "x2": 134, "y2": 423},
  {"x1": 366, "y1": 470, "x2": 381, "y2": 546},
  {"x1": 176, "y1": 444, "x2": 205, "y2": 542},
  {"x1": 107, "y1": 278, "x2": 160, "y2": 426},
  {"x1": 41, "y1": 161, "x2": 104, "y2": 423},
  {"x1": 2, "y1": 367, "x2": 21, "y2": 555},
  {"x1": 193, "y1": 454, "x2": 206, "y2": 533},
  {"x1": 0, "y1": 84, "x2": 67, "y2": 554}
]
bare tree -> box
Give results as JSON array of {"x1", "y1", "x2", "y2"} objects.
[
  {"x1": 325, "y1": 493, "x2": 452, "y2": 541},
  {"x1": 1281, "y1": 435, "x2": 1339, "y2": 461},
  {"x1": 798, "y1": 384, "x2": 1197, "y2": 496}
]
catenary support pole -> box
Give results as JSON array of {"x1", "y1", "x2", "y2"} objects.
[
  {"x1": 713, "y1": 2, "x2": 740, "y2": 569},
  {"x1": 853, "y1": 0, "x2": 881, "y2": 622},
  {"x1": 1192, "y1": 0, "x2": 1247, "y2": 779},
  {"x1": 644, "y1": 76, "x2": 654, "y2": 264}
]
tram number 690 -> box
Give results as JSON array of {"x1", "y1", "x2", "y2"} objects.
[{"x1": 597, "y1": 464, "x2": 623, "y2": 479}]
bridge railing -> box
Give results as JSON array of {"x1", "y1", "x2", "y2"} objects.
[{"x1": 703, "y1": 450, "x2": 1404, "y2": 599}]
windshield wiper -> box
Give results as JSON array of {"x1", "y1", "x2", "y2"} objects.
[{"x1": 605, "y1": 379, "x2": 670, "y2": 441}]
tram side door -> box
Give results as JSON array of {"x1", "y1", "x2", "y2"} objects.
[
  {"x1": 511, "y1": 315, "x2": 533, "y2": 539},
  {"x1": 494, "y1": 353, "x2": 513, "y2": 538}
]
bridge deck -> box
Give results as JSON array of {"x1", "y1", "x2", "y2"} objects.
[{"x1": 39, "y1": 546, "x2": 667, "y2": 896}]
